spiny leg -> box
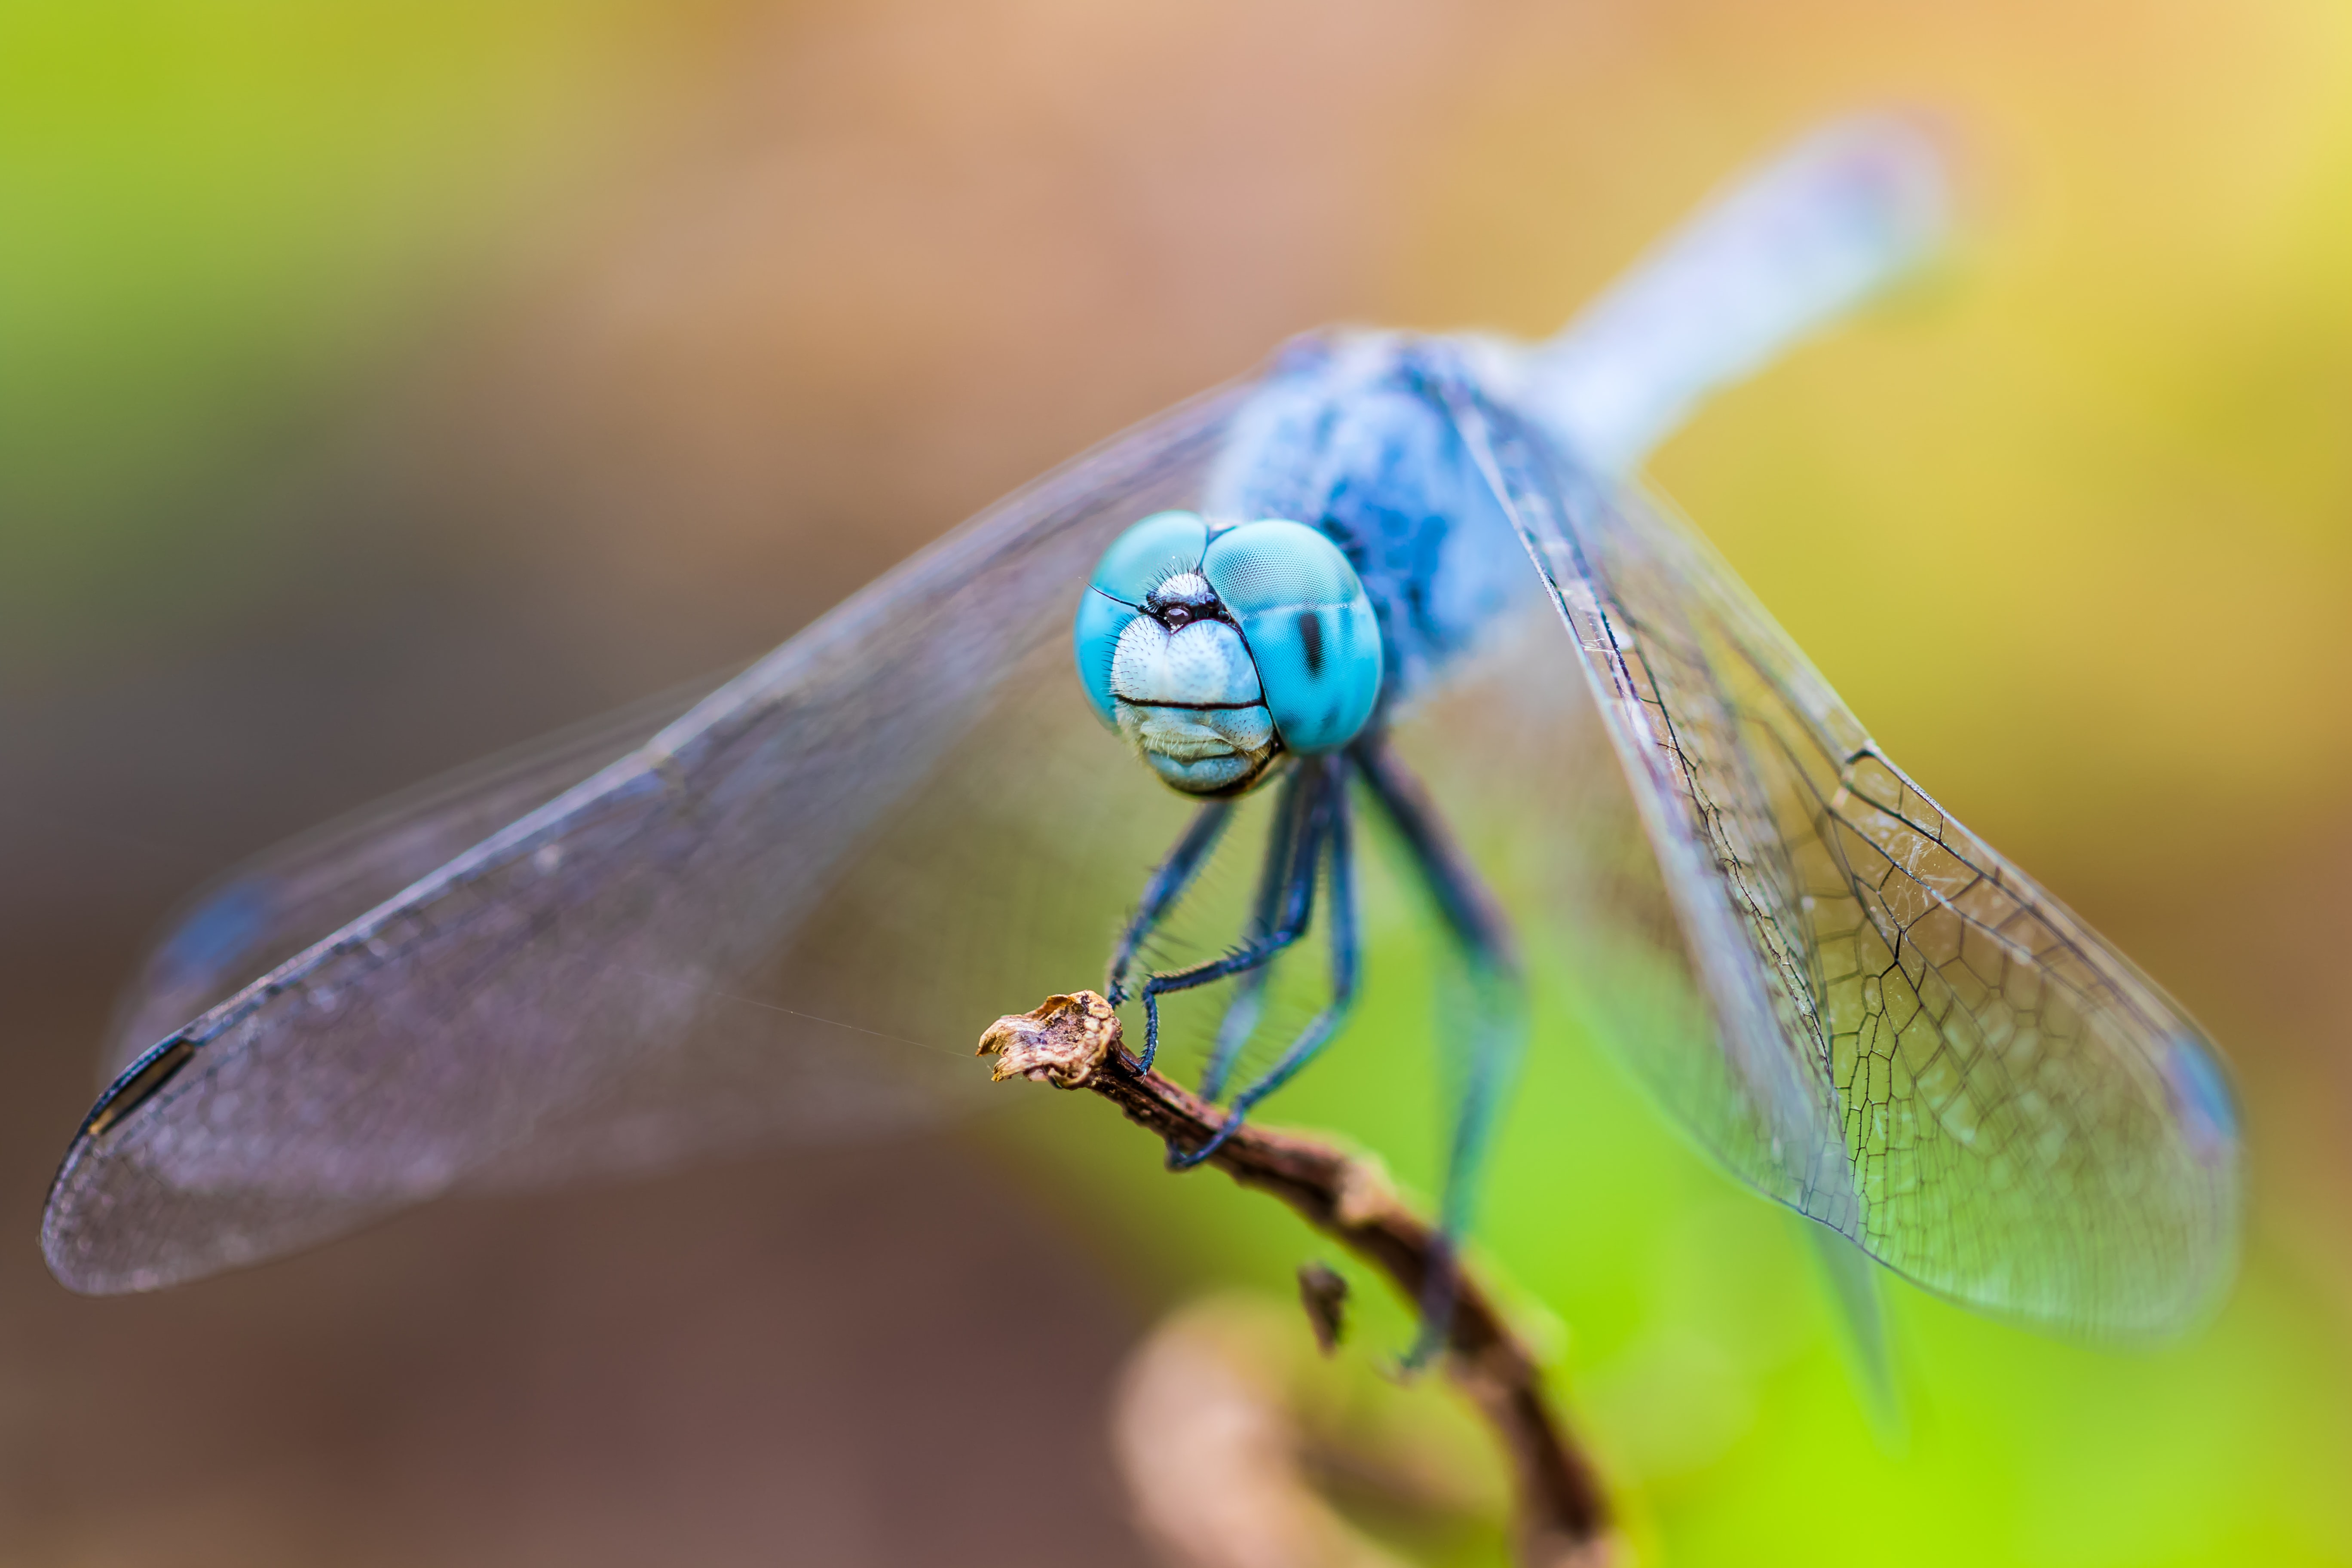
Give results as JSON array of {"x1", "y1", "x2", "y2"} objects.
[
  {"x1": 1198, "y1": 768, "x2": 1308, "y2": 1102},
  {"x1": 1106, "y1": 797, "x2": 1235, "y2": 1007},
  {"x1": 1225, "y1": 774, "x2": 1360, "y2": 1118},
  {"x1": 1201, "y1": 959, "x2": 1271, "y2": 1104},
  {"x1": 1171, "y1": 763, "x2": 1360, "y2": 1170},
  {"x1": 1133, "y1": 762, "x2": 1332, "y2": 1073},
  {"x1": 1354, "y1": 736, "x2": 1526, "y2": 1364}
]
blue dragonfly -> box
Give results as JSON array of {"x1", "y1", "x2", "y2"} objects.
[{"x1": 45, "y1": 116, "x2": 2240, "y2": 1348}]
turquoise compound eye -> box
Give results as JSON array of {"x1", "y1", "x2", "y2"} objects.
[
  {"x1": 1073, "y1": 510, "x2": 1210, "y2": 725},
  {"x1": 1199, "y1": 519, "x2": 1381, "y2": 754}
]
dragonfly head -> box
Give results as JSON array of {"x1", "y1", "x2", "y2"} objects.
[{"x1": 1075, "y1": 510, "x2": 1383, "y2": 796}]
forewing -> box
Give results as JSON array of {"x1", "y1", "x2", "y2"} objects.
[
  {"x1": 1451, "y1": 387, "x2": 2242, "y2": 1339},
  {"x1": 45, "y1": 383, "x2": 1252, "y2": 1294}
]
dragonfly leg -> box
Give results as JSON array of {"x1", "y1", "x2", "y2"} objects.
[
  {"x1": 1169, "y1": 767, "x2": 1359, "y2": 1171},
  {"x1": 1200, "y1": 965, "x2": 1271, "y2": 1102},
  {"x1": 1135, "y1": 759, "x2": 1334, "y2": 1074},
  {"x1": 1353, "y1": 737, "x2": 1526, "y2": 1366},
  {"x1": 1198, "y1": 766, "x2": 1309, "y2": 1101},
  {"x1": 1106, "y1": 797, "x2": 1236, "y2": 1006}
]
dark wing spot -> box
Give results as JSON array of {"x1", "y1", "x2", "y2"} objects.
[
  {"x1": 84, "y1": 1038, "x2": 197, "y2": 1138},
  {"x1": 1296, "y1": 609, "x2": 1324, "y2": 676}
]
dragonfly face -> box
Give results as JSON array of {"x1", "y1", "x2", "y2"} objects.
[
  {"x1": 1110, "y1": 565, "x2": 1277, "y2": 796},
  {"x1": 1077, "y1": 510, "x2": 1382, "y2": 796}
]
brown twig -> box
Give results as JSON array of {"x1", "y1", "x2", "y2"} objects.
[{"x1": 978, "y1": 991, "x2": 1614, "y2": 1568}]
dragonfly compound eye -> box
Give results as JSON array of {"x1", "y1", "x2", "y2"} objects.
[{"x1": 1074, "y1": 511, "x2": 1382, "y2": 796}]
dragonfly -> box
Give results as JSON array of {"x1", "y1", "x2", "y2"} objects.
[{"x1": 44, "y1": 115, "x2": 2241, "y2": 1346}]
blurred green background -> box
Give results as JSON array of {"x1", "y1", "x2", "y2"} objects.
[{"x1": 6, "y1": 0, "x2": 2352, "y2": 1563}]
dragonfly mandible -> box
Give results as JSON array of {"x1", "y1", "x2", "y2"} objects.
[{"x1": 43, "y1": 115, "x2": 2241, "y2": 1345}]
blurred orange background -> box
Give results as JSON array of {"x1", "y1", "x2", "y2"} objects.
[{"x1": 6, "y1": 1, "x2": 2352, "y2": 1563}]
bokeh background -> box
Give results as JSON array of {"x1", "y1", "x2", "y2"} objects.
[{"x1": 8, "y1": 1, "x2": 2352, "y2": 1563}]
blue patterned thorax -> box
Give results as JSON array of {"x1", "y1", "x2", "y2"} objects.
[{"x1": 1204, "y1": 333, "x2": 1523, "y2": 716}]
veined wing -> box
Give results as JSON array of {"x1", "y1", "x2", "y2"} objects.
[
  {"x1": 44, "y1": 382, "x2": 1253, "y2": 1294},
  {"x1": 1453, "y1": 385, "x2": 2242, "y2": 1340}
]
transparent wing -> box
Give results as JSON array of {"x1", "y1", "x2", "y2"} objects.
[
  {"x1": 44, "y1": 381, "x2": 1255, "y2": 1294},
  {"x1": 100, "y1": 679, "x2": 719, "y2": 1081},
  {"x1": 1450, "y1": 384, "x2": 2241, "y2": 1340}
]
